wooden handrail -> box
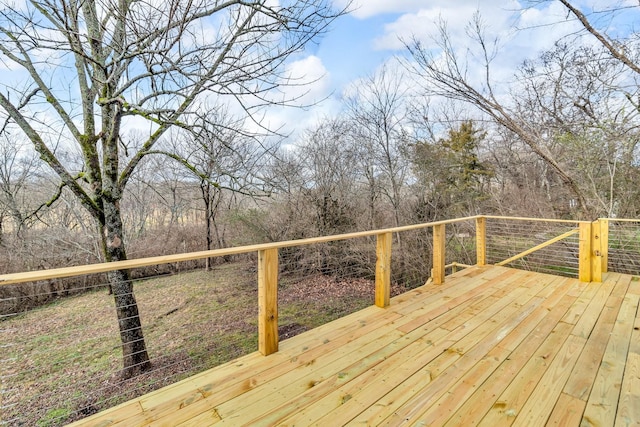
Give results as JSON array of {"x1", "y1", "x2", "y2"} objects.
[
  {"x1": 599, "y1": 218, "x2": 640, "y2": 223},
  {"x1": 0, "y1": 214, "x2": 618, "y2": 288},
  {"x1": 447, "y1": 262, "x2": 473, "y2": 269},
  {"x1": 1, "y1": 213, "x2": 624, "y2": 362},
  {"x1": 0, "y1": 215, "x2": 480, "y2": 286}
]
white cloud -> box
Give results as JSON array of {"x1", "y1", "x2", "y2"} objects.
[
  {"x1": 371, "y1": 1, "x2": 521, "y2": 51},
  {"x1": 510, "y1": 2, "x2": 583, "y2": 52},
  {"x1": 363, "y1": 0, "x2": 603, "y2": 86},
  {"x1": 336, "y1": 0, "x2": 526, "y2": 21},
  {"x1": 283, "y1": 55, "x2": 332, "y2": 102},
  {"x1": 367, "y1": 0, "x2": 634, "y2": 58},
  {"x1": 328, "y1": 0, "x2": 618, "y2": 126},
  {"x1": 336, "y1": 0, "x2": 438, "y2": 19}
]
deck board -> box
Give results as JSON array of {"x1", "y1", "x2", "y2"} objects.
[
  {"x1": 68, "y1": 266, "x2": 640, "y2": 427},
  {"x1": 583, "y1": 291, "x2": 639, "y2": 427}
]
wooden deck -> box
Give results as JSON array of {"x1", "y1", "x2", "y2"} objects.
[{"x1": 69, "y1": 265, "x2": 640, "y2": 427}]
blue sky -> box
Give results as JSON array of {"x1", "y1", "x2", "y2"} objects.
[
  {"x1": 270, "y1": 0, "x2": 640, "y2": 139},
  {"x1": 1, "y1": 1, "x2": 638, "y2": 144},
  {"x1": 314, "y1": 13, "x2": 393, "y2": 89}
]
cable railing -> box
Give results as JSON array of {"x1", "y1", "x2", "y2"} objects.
[
  {"x1": 0, "y1": 215, "x2": 630, "y2": 426},
  {"x1": 485, "y1": 216, "x2": 583, "y2": 278}
]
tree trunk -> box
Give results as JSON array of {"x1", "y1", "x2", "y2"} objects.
[
  {"x1": 206, "y1": 213, "x2": 212, "y2": 271},
  {"x1": 201, "y1": 181, "x2": 213, "y2": 271},
  {"x1": 102, "y1": 199, "x2": 151, "y2": 379}
]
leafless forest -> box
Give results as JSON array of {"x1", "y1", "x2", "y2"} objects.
[
  {"x1": 1, "y1": 0, "x2": 640, "y2": 385},
  {"x1": 1, "y1": 2, "x2": 640, "y2": 425},
  {"x1": 4, "y1": 37, "x2": 640, "y2": 276}
]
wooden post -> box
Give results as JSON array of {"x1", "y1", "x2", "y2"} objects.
[
  {"x1": 591, "y1": 220, "x2": 602, "y2": 282},
  {"x1": 599, "y1": 218, "x2": 609, "y2": 273},
  {"x1": 375, "y1": 232, "x2": 392, "y2": 308},
  {"x1": 258, "y1": 248, "x2": 278, "y2": 355},
  {"x1": 578, "y1": 222, "x2": 592, "y2": 283},
  {"x1": 433, "y1": 224, "x2": 446, "y2": 285},
  {"x1": 476, "y1": 216, "x2": 486, "y2": 266}
]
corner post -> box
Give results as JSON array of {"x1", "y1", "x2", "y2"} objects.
[
  {"x1": 476, "y1": 216, "x2": 486, "y2": 266},
  {"x1": 433, "y1": 223, "x2": 446, "y2": 285},
  {"x1": 258, "y1": 248, "x2": 278, "y2": 355},
  {"x1": 578, "y1": 222, "x2": 592, "y2": 282},
  {"x1": 375, "y1": 232, "x2": 392, "y2": 308},
  {"x1": 599, "y1": 218, "x2": 609, "y2": 273},
  {"x1": 591, "y1": 220, "x2": 603, "y2": 282}
]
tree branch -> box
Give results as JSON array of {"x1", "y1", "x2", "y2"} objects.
[
  {"x1": 558, "y1": 0, "x2": 640, "y2": 75},
  {"x1": 0, "y1": 91, "x2": 101, "y2": 219}
]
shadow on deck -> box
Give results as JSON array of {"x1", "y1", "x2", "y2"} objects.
[{"x1": 69, "y1": 265, "x2": 639, "y2": 426}]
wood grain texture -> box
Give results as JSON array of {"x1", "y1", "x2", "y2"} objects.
[
  {"x1": 258, "y1": 248, "x2": 279, "y2": 356},
  {"x1": 579, "y1": 221, "x2": 593, "y2": 282},
  {"x1": 375, "y1": 232, "x2": 392, "y2": 308},
  {"x1": 582, "y1": 292, "x2": 639, "y2": 427},
  {"x1": 433, "y1": 223, "x2": 446, "y2": 285},
  {"x1": 476, "y1": 216, "x2": 486, "y2": 266},
  {"x1": 68, "y1": 267, "x2": 638, "y2": 427}
]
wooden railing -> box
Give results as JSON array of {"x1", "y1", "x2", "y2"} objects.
[
  {"x1": 482, "y1": 216, "x2": 607, "y2": 283},
  {"x1": 0, "y1": 215, "x2": 622, "y2": 356}
]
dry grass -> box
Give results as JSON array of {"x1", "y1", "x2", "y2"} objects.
[{"x1": 1, "y1": 262, "x2": 410, "y2": 426}]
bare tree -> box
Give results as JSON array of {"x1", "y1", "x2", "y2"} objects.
[
  {"x1": 555, "y1": 1, "x2": 640, "y2": 76},
  {"x1": 140, "y1": 150, "x2": 194, "y2": 230},
  {"x1": 120, "y1": 155, "x2": 163, "y2": 240},
  {"x1": 0, "y1": 0, "x2": 347, "y2": 378},
  {"x1": 345, "y1": 64, "x2": 410, "y2": 229},
  {"x1": 300, "y1": 118, "x2": 360, "y2": 235},
  {"x1": 174, "y1": 108, "x2": 272, "y2": 269},
  {"x1": 517, "y1": 42, "x2": 640, "y2": 217},
  {"x1": 403, "y1": 13, "x2": 591, "y2": 216},
  {"x1": 0, "y1": 136, "x2": 42, "y2": 236},
  {"x1": 237, "y1": 146, "x2": 312, "y2": 244}
]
